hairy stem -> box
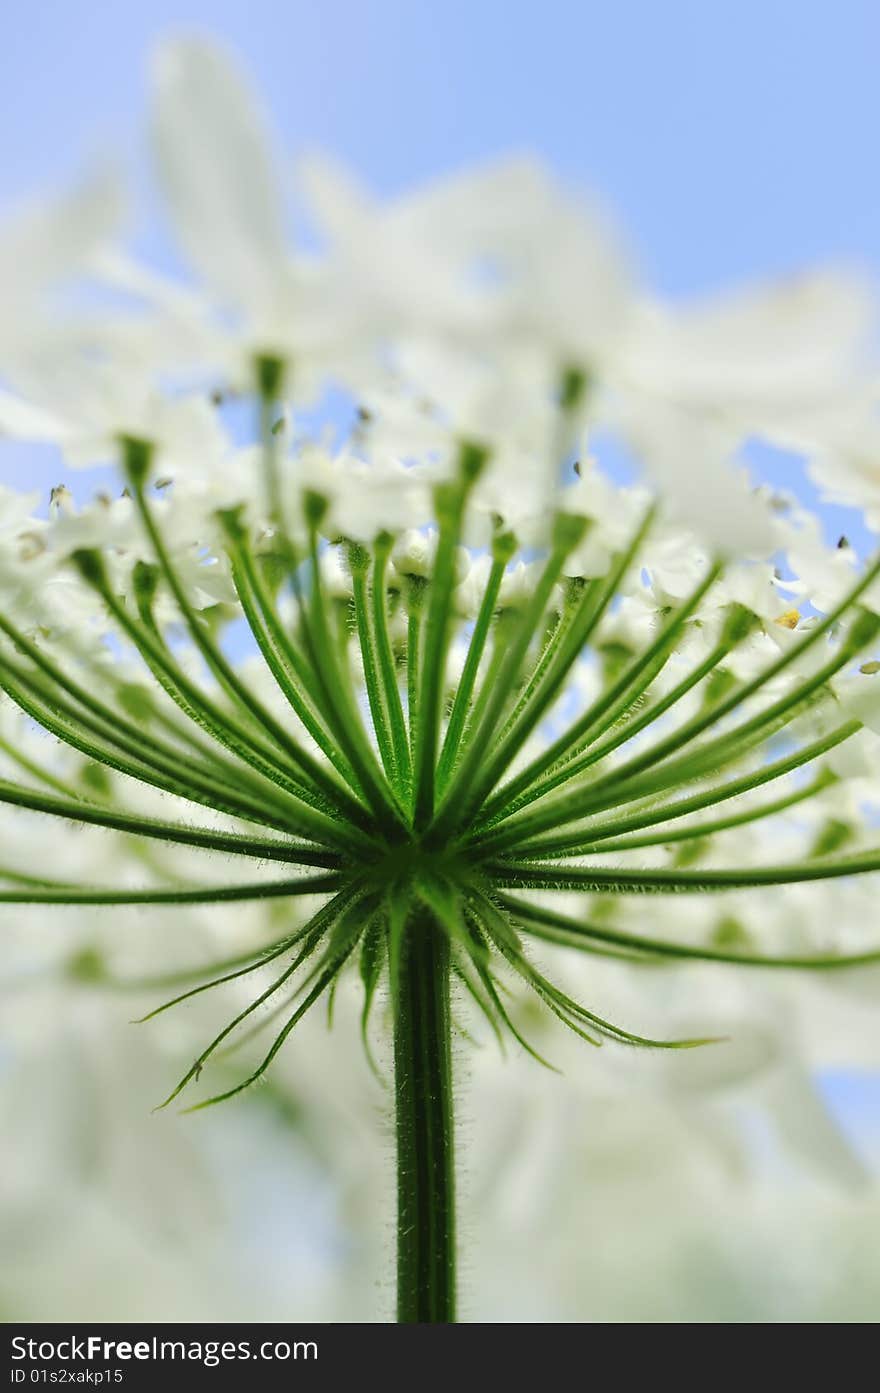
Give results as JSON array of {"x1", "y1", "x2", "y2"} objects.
[{"x1": 394, "y1": 908, "x2": 456, "y2": 1323}]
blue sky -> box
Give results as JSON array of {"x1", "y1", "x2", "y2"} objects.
[
  {"x1": 2, "y1": 0, "x2": 880, "y2": 534},
  {"x1": 4, "y1": 1, "x2": 879, "y2": 288}
]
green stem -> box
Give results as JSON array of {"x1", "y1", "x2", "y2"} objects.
[{"x1": 395, "y1": 907, "x2": 456, "y2": 1323}]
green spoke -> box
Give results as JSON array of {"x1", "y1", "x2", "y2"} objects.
[
  {"x1": 479, "y1": 566, "x2": 726, "y2": 825},
  {"x1": 492, "y1": 720, "x2": 859, "y2": 859},
  {"x1": 225, "y1": 525, "x2": 362, "y2": 793},
  {"x1": 0, "y1": 611, "x2": 274, "y2": 814},
  {"x1": 0, "y1": 645, "x2": 330, "y2": 840},
  {"x1": 123, "y1": 454, "x2": 366, "y2": 825},
  {"x1": 0, "y1": 873, "x2": 344, "y2": 905},
  {"x1": 156, "y1": 890, "x2": 352, "y2": 1108},
  {"x1": 428, "y1": 510, "x2": 588, "y2": 843},
  {"x1": 81, "y1": 560, "x2": 372, "y2": 853},
  {"x1": 468, "y1": 887, "x2": 602, "y2": 1047},
  {"x1": 301, "y1": 505, "x2": 409, "y2": 836},
  {"x1": 461, "y1": 909, "x2": 561, "y2": 1068},
  {"x1": 482, "y1": 562, "x2": 880, "y2": 835},
  {"x1": 463, "y1": 507, "x2": 657, "y2": 822},
  {"x1": 476, "y1": 616, "x2": 875, "y2": 855},
  {"x1": 489, "y1": 638, "x2": 730, "y2": 826},
  {"x1": 0, "y1": 778, "x2": 345, "y2": 868},
  {"x1": 420, "y1": 874, "x2": 553, "y2": 1061},
  {"x1": 406, "y1": 600, "x2": 423, "y2": 767},
  {"x1": 0, "y1": 864, "x2": 80, "y2": 890},
  {"x1": 413, "y1": 445, "x2": 486, "y2": 830},
  {"x1": 256, "y1": 352, "x2": 287, "y2": 528},
  {"x1": 359, "y1": 911, "x2": 387, "y2": 1076},
  {"x1": 372, "y1": 534, "x2": 413, "y2": 794},
  {"x1": 231, "y1": 526, "x2": 348, "y2": 728},
  {"x1": 488, "y1": 852, "x2": 880, "y2": 894},
  {"x1": 349, "y1": 543, "x2": 398, "y2": 783},
  {"x1": 498, "y1": 894, "x2": 880, "y2": 969},
  {"x1": 573, "y1": 602, "x2": 880, "y2": 817},
  {"x1": 133, "y1": 920, "x2": 322, "y2": 1022},
  {"x1": 518, "y1": 768, "x2": 835, "y2": 860},
  {"x1": 181, "y1": 897, "x2": 366, "y2": 1112},
  {"x1": 491, "y1": 585, "x2": 581, "y2": 748},
  {"x1": 437, "y1": 538, "x2": 512, "y2": 792}
]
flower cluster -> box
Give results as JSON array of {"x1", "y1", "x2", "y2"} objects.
[{"x1": 2, "y1": 36, "x2": 880, "y2": 1322}]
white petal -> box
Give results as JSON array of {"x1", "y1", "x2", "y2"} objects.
[
  {"x1": 297, "y1": 152, "x2": 374, "y2": 243},
  {"x1": 623, "y1": 403, "x2": 777, "y2": 558},
  {"x1": 0, "y1": 388, "x2": 74, "y2": 442},
  {"x1": 0, "y1": 164, "x2": 125, "y2": 311},
  {"x1": 151, "y1": 38, "x2": 287, "y2": 316}
]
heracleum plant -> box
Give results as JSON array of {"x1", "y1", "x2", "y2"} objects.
[{"x1": 3, "y1": 38, "x2": 880, "y2": 1323}]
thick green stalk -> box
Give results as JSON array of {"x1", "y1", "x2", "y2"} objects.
[{"x1": 395, "y1": 908, "x2": 456, "y2": 1323}]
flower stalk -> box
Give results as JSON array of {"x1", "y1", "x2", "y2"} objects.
[{"x1": 394, "y1": 906, "x2": 457, "y2": 1323}]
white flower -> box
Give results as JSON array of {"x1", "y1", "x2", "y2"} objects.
[
  {"x1": 0, "y1": 165, "x2": 124, "y2": 373},
  {"x1": 613, "y1": 401, "x2": 778, "y2": 558},
  {"x1": 151, "y1": 39, "x2": 289, "y2": 331},
  {"x1": 608, "y1": 271, "x2": 875, "y2": 429}
]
